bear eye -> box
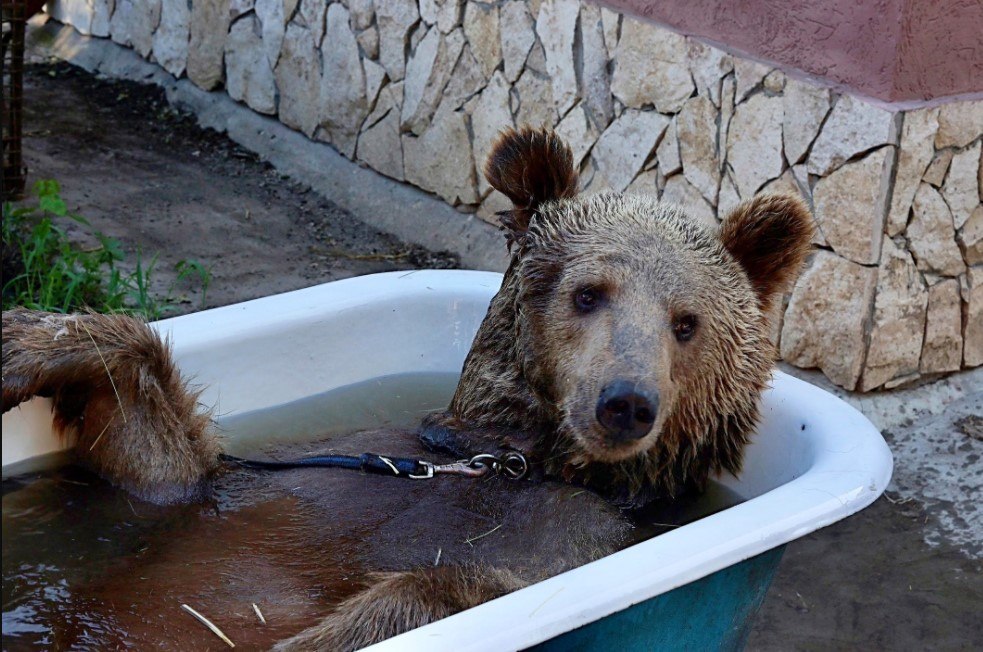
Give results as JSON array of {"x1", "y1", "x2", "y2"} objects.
[
  {"x1": 674, "y1": 315, "x2": 698, "y2": 342},
  {"x1": 573, "y1": 287, "x2": 603, "y2": 314}
]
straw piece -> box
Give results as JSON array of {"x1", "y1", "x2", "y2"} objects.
[
  {"x1": 252, "y1": 603, "x2": 266, "y2": 625},
  {"x1": 78, "y1": 320, "x2": 126, "y2": 423},
  {"x1": 181, "y1": 604, "x2": 235, "y2": 647},
  {"x1": 88, "y1": 414, "x2": 115, "y2": 451},
  {"x1": 464, "y1": 523, "x2": 502, "y2": 546}
]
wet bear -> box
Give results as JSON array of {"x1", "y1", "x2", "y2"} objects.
[{"x1": 2, "y1": 127, "x2": 813, "y2": 650}]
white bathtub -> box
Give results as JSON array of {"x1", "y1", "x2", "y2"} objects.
[{"x1": 1, "y1": 270, "x2": 893, "y2": 650}]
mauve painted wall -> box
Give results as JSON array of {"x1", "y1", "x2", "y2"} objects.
[{"x1": 602, "y1": 0, "x2": 983, "y2": 103}]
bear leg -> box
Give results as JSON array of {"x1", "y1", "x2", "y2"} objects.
[
  {"x1": 273, "y1": 565, "x2": 525, "y2": 651},
  {"x1": 2, "y1": 308, "x2": 221, "y2": 503}
]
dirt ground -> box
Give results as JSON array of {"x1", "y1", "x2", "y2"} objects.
[
  {"x1": 11, "y1": 60, "x2": 983, "y2": 650},
  {"x1": 15, "y1": 61, "x2": 458, "y2": 315}
]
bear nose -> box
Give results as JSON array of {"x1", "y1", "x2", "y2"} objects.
[{"x1": 595, "y1": 381, "x2": 659, "y2": 441}]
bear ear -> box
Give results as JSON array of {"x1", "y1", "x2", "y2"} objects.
[
  {"x1": 719, "y1": 193, "x2": 815, "y2": 312},
  {"x1": 484, "y1": 127, "x2": 579, "y2": 249}
]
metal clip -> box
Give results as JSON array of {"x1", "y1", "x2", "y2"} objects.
[
  {"x1": 411, "y1": 451, "x2": 529, "y2": 481},
  {"x1": 408, "y1": 461, "x2": 435, "y2": 479}
]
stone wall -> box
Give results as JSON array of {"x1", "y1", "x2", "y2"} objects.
[{"x1": 45, "y1": 0, "x2": 983, "y2": 391}]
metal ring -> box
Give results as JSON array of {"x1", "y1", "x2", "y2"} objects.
[{"x1": 500, "y1": 452, "x2": 528, "y2": 480}]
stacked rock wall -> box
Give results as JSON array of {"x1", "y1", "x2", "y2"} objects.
[{"x1": 45, "y1": 0, "x2": 983, "y2": 391}]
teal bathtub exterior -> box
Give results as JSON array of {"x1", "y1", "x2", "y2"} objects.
[{"x1": 530, "y1": 546, "x2": 785, "y2": 652}]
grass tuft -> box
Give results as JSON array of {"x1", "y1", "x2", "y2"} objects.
[{"x1": 2, "y1": 179, "x2": 210, "y2": 319}]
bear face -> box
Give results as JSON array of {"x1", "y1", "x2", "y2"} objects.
[
  {"x1": 426, "y1": 127, "x2": 814, "y2": 505},
  {"x1": 517, "y1": 194, "x2": 768, "y2": 463}
]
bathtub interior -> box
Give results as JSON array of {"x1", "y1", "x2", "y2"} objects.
[{"x1": 1, "y1": 271, "x2": 892, "y2": 652}]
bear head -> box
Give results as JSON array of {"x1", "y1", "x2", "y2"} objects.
[{"x1": 422, "y1": 127, "x2": 814, "y2": 505}]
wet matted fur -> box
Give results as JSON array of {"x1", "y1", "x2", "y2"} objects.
[
  {"x1": 1, "y1": 127, "x2": 814, "y2": 650},
  {"x1": 2, "y1": 309, "x2": 219, "y2": 503}
]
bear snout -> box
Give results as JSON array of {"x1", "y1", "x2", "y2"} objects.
[{"x1": 595, "y1": 380, "x2": 659, "y2": 442}]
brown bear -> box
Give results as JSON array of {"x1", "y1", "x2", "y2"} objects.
[{"x1": 1, "y1": 127, "x2": 813, "y2": 650}]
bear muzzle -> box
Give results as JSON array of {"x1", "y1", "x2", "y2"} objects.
[{"x1": 595, "y1": 380, "x2": 659, "y2": 443}]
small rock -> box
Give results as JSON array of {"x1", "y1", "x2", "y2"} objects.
[
  {"x1": 662, "y1": 175, "x2": 716, "y2": 228},
  {"x1": 577, "y1": 3, "x2": 613, "y2": 129},
  {"x1": 716, "y1": 172, "x2": 741, "y2": 217},
  {"x1": 110, "y1": 0, "x2": 161, "y2": 59},
  {"x1": 611, "y1": 17, "x2": 693, "y2": 113},
  {"x1": 625, "y1": 168, "x2": 660, "y2": 198},
  {"x1": 923, "y1": 149, "x2": 954, "y2": 187},
  {"x1": 962, "y1": 267, "x2": 983, "y2": 367},
  {"x1": 781, "y1": 251, "x2": 879, "y2": 390},
  {"x1": 886, "y1": 108, "x2": 939, "y2": 236},
  {"x1": 350, "y1": 0, "x2": 375, "y2": 31},
  {"x1": 319, "y1": 4, "x2": 368, "y2": 158},
  {"x1": 226, "y1": 15, "x2": 277, "y2": 115},
  {"x1": 363, "y1": 59, "x2": 386, "y2": 109},
  {"x1": 363, "y1": 81, "x2": 403, "y2": 127},
  {"x1": 153, "y1": 0, "x2": 190, "y2": 77},
  {"x1": 600, "y1": 7, "x2": 619, "y2": 58},
  {"x1": 187, "y1": 0, "x2": 230, "y2": 90},
  {"x1": 812, "y1": 147, "x2": 892, "y2": 265},
  {"x1": 536, "y1": 0, "x2": 579, "y2": 116},
  {"x1": 717, "y1": 75, "x2": 735, "y2": 173},
  {"x1": 500, "y1": 1, "x2": 537, "y2": 83},
  {"x1": 762, "y1": 168, "x2": 807, "y2": 203},
  {"x1": 763, "y1": 70, "x2": 785, "y2": 94},
  {"x1": 443, "y1": 44, "x2": 486, "y2": 110},
  {"x1": 656, "y1": 118, "x2": 681, "y2": 176},
  {"x1": 726, "y1": 93, "x2": 784, "y2": 198},
  {"x1": 229, "y1": 0, "x2": 255, "y2": 21},
  {"x1": 941, "y1": 141, "x2": 982, "y2": 230},
  {"x1": 934, "y1": 101, "x2": 983, "y2": 149},
  {"x1": 464, "y1": 2, "x2": 501, "y2": 80},
  {"x1": 782, "y1": 77, "x2": 832, "y2": 165},
  {"x1": 255, "y1": 0, "x2": 288, "y2": 69},
  {"x1": 357, "y1": 86, "x2": 405, "y2": 181},
  {"x1": 861, "y1": 239, "x2": 927, "y2": 391},
  {"x1": 401, "y1": 27, "x2": 466, "y2": 135},
  {"x1": 555, "y1": 102, "x2": 599, "y2": 168},
  {"x1": 908, "y1": 183, "x2": 967, "y2": 277},
  {"x1": 687, "y1": 38, "x2": 732, "y2": 106},
  {"x1": 920, "y1": 279, "x2": 964, "y2": 374},
  {"x1": 733, "y1": 58, "x2": 770, "y2": 102},
  {"x1": 296, "y1": 0, "x2": 327, "y2": 43},
  {"x1": 376, "y1": 0, "x2": 420, "y2": 81},
  {"x1": 477, "y1": 190, "x2": 512, "y2": 224},
  {"x1": 957, "y1": 205, "x2": 983, "y2": 265},
  {"x1": 808, "y1": 94, "x2": 900, "y2": 176},
  {"x1": 677, "y1": 95, "x2": 720, "y2": 206},
  {"x1": 357, "y1": 26, "x2": 380, "y2": 60},
  {"x1": 275, "y1": 22, "x2": 321, "y2": 136},
  {"x1": 511, "y1": 68, "x2": 556, "y2": 128},
  {"x1": 591, "y1": 109, "x2": 669, "y2": 192},
  {"x1": 402, "y1": 102, "x2": 478, "y2": 205},
  {"x1": 419, "y1": 0, "x2": 463, "y2": 33},
  {"x1": 524, "y1": 39, "x2": 547, "y2": 75},
  {"x1": 49, "y1": 0, "x2": 113, "y2": 37},
  {"x1": 469, "y1": 71, "x2": 514, "y2": 194}
]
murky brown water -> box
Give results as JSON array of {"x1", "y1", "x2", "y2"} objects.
[{"x1": 2, "y1": 372, "x2": 742, "y2": 650}]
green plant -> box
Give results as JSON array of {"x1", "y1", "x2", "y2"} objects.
[{"x1": 2, "y1": 180, "x2": 210, "y2": 319}]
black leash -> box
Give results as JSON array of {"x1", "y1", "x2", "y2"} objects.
[{"x1": 219, "y1": 451, "x2": 529, "y2": 481}]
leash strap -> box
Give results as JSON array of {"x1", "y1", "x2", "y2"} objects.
[{"x1": 219, "y1": 451, "x2": 528, "y2": 481}]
